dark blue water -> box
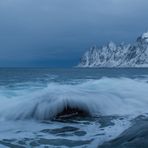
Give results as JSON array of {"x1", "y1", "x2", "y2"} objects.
[{"x1": 1, "y1": 68, "x2": 148, "y2": 85}]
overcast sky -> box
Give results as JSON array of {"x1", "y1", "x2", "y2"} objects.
[{"x1": 0, "y1": 0, "x2": 148, "y2": 67}]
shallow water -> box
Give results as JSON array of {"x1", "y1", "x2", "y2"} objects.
[{"x1": 0, "y1": 68, "x2": 148, "y2": 147}]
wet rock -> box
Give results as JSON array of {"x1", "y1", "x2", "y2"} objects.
[
  {"x1": 100, "y1": 120, "x2": 148, "y2": 148},
  {"x1": 56, "y1": 106, "x2": 90, "y2": 119}
]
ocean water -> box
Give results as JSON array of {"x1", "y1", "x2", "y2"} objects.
[{"x1": 0, "y1": 68, "x2": 148, "y2": 148}]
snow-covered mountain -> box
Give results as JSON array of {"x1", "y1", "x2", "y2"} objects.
[{"x1": 78, "y1": 32, "x2": 148, "y2": 67}]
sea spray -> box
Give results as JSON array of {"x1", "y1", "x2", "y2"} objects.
[{"x1": 0, "y1": 78, "x2": 148, "y2": 120}]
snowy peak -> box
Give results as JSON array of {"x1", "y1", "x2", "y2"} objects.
[
  {"x1": 108, "y1": 42, "x2": 116, "y2": 51},
  {"x1": 78, "y1": 32, "x2": 148, "y2": 68},
  {"x1": 142, "y1": 32, "x2": 148, "y2": 41},
  {"x1": 137, "y1": 32, "x2": 148, "y2": 44},
  {"x1": 141, "y1": 32, "x2": 148, "y2": 43}
]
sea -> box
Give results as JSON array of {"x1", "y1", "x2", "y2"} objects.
[{"x1": 0, "y1": 68, "x2": 148, "y2": 148}]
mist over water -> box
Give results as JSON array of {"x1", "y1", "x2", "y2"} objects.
[{"x1": 0, "y1": 68, "x2": 148, "y2": 147}]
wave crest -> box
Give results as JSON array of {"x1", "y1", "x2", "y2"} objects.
[{"x1": 1, "y1": 77, "x2": 148, "y2": 120}]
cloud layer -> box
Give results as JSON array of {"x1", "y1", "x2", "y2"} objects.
[{"x1": 0, "y1": 0, "x2": 148, "y2": 67}]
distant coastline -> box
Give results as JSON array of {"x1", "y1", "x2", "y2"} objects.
[{"x1": 78, "y1": 32, "x2": 148, "y2": 68}]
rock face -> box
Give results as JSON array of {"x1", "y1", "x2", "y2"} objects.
[
  {"x1": 78, "y1": 32, "x2": 148, "y2": 67},
  {"x1": 99, "y1": 117, "x2": 148, "y2": 148}
]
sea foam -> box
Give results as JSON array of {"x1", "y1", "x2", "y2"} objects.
[{"x1": 0, "y1": 77, "x2": 148, "y2": 120}]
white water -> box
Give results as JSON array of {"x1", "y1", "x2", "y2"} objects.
[
  {"x1": 0, "y1": 77, "x2": 148, "y2": 120},
  {"x1": 0, "y1": 77, "x2": 148, "y2": 147}
]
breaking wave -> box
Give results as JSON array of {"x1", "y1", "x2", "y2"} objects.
[{"x1": 1, "y1": 77, "x2": 148, "y2": 120}]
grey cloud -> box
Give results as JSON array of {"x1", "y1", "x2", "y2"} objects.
[{"x1": 0, "y1": 0, "x2": 148, "y2": 67}]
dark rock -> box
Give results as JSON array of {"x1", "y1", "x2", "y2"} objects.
[
  {"x1": 100, "y1": 120, "x2": 148, "y2": 148},
  {"x1": 56, "y1": 106, "x2": 90, "y2": 119}
]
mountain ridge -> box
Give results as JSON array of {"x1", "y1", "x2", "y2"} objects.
[{"x1": 78, "y1": 32, "x2": 148, "y2": 68}]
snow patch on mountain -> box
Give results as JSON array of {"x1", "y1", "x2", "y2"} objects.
[
  {"x1": 78, "y1": 32, "x2": 148, "y2": 67},
  {"x1": 142, "y1": 32, "x2": 148, "y2": 42}
]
